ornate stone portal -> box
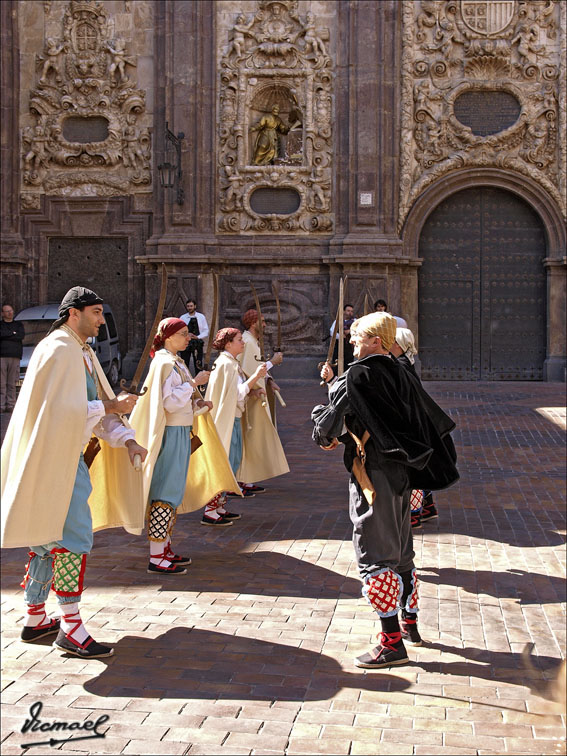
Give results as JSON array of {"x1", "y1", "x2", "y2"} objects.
[
  {"x1": 399, "y1": 0, "x2": 566, "y2": 230},
  {"x1": 21, "y1": 0, "x2": 151, "y2": 206},
  {"x1": 217, "y1": 0, "x2": 334, "y2": 234}
]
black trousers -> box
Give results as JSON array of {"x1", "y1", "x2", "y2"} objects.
[{"x1": 180, "y1": 343, "x2": 204, "y2": 375}]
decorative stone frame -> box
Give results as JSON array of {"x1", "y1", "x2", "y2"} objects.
[
  {"x1": 401, "y1": 168, "x2": 567, "y2": 381},
  {"x1": 19, "y1": 195, "x2": 152, "y2": 359},
  {"x1": 217, "y1": 0, "x2": 334, "y2": 235}
]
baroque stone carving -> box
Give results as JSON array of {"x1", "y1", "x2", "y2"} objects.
[
  {"x1": 22, "y1": 0, "x2": 151, "y2": 196},
  {"x1": 218, "y1": 0, "x2": 334, "y2": 234},
  {"x1": 399, "y1": 0, "x2": 566, "y2": 229}
]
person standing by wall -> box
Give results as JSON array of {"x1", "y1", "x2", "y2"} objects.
[
  {"x1": 179, "y1": 299, "x2": 209, "y2": 375},
  {"x1": 0, "y1": 304, "x2": 25, "y2": 413}
]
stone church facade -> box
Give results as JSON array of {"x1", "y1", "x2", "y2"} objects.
[{"x1": 1, "y1": 0, "x2": 565, "y2": 380}]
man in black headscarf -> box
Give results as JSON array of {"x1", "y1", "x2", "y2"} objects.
[
  {"x1": 312, "y1": 312, "x2": 458, "y2": 669},
  {"x1": 1, "y1": 287, "x2": 147, "y2": 659}
]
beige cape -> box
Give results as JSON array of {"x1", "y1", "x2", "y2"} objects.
[
  {"x1": 205, "y1": 351, "x2": 289, "y2": 483},
  {"x1": 128, "y1": 350, "x2": 239, "y2": 519},
  {"x1": 239, "y1": 330, "x2": 273, "y2": 422},
  {"x1": 1, "y1": 328, "x2": 143, "y2": 548}
]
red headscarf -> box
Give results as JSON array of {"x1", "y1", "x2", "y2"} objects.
[
  {"x1": 150, "y1": 317, "x2": 187, "y2": 358},
  {"x1": 212, "y1": 327, "x2": 240, "y2": 351},
  {"x1": 242, "y1": 309, "x2": 258, "y2": 330}
]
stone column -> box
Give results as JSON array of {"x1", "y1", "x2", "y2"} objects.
[
  {"x1": 544, "y1": 257, "x2": 567, "y2": 381},
  {"x1": 1, "y1": 0, "x2": 25, "y2": 308}
]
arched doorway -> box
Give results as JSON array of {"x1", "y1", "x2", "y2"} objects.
[{"x1": 418, "y1": 187, "x2": 547, "y2": 380}]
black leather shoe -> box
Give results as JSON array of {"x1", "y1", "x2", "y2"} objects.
[
  {"x1": 147, "y1": 561, "x2": 187, "y2": 574},
  {"x1": 21, "y1": 618, "x2": 60, "y2": 643},
  {"x1": 201, "y1": 514, "x2": 233, "y2": 526},
  {"x1": 166, "y1": 550, "x2": 192, "y2": 566},
  {"x1": 355, "y1": 633, "x2": 409, "y2": 669},
  {"x1": 53, "y1": 630, "x2": 114, "y2": 658},
  {"x1": 218, "y1": 511, "x2": 241, "y2": 520}
]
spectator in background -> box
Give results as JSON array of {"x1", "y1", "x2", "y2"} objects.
[
  {"x1": 330, "y1": 303, "x2": 356, "y2": 367},
  {"x1": 0, "y1": 305, "x2": 25, "y2": 413},
  {"x1": 179, "y1": 299, "x2": 209, "y2": 375},
  {"x1": 374, "y1": 299, "x2": 408, "y2": 328}
]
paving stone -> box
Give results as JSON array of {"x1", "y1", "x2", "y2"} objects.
[{"x1": 1, "y1": 381, "x2": 565, "y2": 755}]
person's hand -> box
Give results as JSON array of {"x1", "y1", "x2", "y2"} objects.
[
  {"x1": 271, "y1": 351, "x2": 283, "y2": 366},
  {"x1": 106, "y1": 391, "x2": 138, "y2": 415},
  {"x1": 125, "y1": 439, "x2": 148, "y2": 466},
  {"x1": 253, "y1": 363, "x2": 268, "y2": 382},
  {"x1": 320, "y1": 438, "x2": 339, "y2": 451},
  {"x1": 187, "y1": 333, "x2": 196, "y2": 341},
  {"x1": 268, "y1": 378, "x2": 281, "y2": 392},
  {"x1": 250, "y1": 387, "x2": 266, "y2": 400},
  {"x1": 320, "y1": 363, "x2": 334, "y2": 382},
  {"x1": 196, "y1": 399, "x2": 213, "y2": 411},
  {"x1": 193, "y1": 370, "x2": 210, "y2": 386}
]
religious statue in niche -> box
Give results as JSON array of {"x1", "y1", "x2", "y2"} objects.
[
  {"x1": 250, "y1": 104, "x2": 301, "y2": 165},
  {"x1": 21, "y1": 0, "x2": 151, "y2": 199},
  {"x1": 218, "y1": 0, "x2": 334, "y2": 234}
]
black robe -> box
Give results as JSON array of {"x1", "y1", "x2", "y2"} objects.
[{"x1": 312, "y1": 354, "x2": 458, "y2": 492}]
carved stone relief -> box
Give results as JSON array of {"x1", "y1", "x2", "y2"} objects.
[
  {"x1": 217, "y1": 0, "x2": 334, "y2": 234},
  {"x1": 21, "y1": 0, "x2": 151, "y2": 204},
  {"x1": 399, "y1": 0, "x2": 566, "y2": 230},
  {"x1": 222, "y1": 275, "x2": 328, "y2": 352}
]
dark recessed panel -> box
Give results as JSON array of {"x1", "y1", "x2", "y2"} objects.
[
  {"x1": 62, "y1": 116, "x2": 109, "y2": 143},
  {"x1": 250, "y1": 187, "x2": 301, "y2": 216},
  {"x1": 453, "y1": 91, "x2": 521, "y2": 136}
]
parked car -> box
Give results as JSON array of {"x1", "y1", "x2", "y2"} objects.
[{"x1": 15, "y1": 303, "x2": 122, "y2": 387}]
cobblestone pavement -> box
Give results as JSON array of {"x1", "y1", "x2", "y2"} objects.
[{"x1": 1, "y1": 381, "x2": 565, "y2": 756}]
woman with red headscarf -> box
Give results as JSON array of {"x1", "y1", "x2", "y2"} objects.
[
  {"x1": 204, "y1": 327, "x2": 288, "y2": 524},
  {"x1": 202, "y1": 328, "x2": 267, "y2": 524},
  {"x1": 128, "y1": 318, "x2": 212, "y2": 573}
]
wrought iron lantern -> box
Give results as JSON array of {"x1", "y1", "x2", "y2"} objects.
[{"x1": 157, "y1": 122, "x2": 185, "y2": 205}]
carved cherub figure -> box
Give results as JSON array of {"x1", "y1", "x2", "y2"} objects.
[
  {"x1": 123, "y1": 125, "x2": 145, "y2": 171},
  {"x1": 226, "y1": 14, "x2": 255, "y2": 59},
  {"x1": 221, "y1": 165, "x2": 243, "y2": 210},
  {"x1": 106, "y1": 38, "x2": 134, "y2": 84},
  {"x1": 23, "y1": 125, "x2": 49, "y2": 173},
  {"x1": 303, "y1": 12, "x2": 327, "y2": 59},
  {"x1": 39, "y1": 38, "x2": 65, "y2": 84}
]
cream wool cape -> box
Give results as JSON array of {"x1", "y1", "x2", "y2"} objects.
[
  {"x1": 1, "y1": 328, "x2": 143, "y2": 549},
  {"x1": 239, "y1": 330, "x2": 273, "y2": 422},
  {"x1": 205, "y1": 351, "x2": 289, "y2": 483},
  {"x1": 128, "y1": 350, "x2": 239, "y2": 517}
]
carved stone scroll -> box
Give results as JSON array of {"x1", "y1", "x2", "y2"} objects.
[
  {"x1": 399, "y1": 0, "x2": 565, "y2": 230},
  {"x1": 217, "y1": 0, "x2": 334, "y2": 234},
  {"x1": 21, "y1": 0, "x2": 151, "y2": 199}
]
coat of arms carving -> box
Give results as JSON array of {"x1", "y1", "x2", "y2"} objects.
[{"x1": 21, "y1": 0, "x2": 151, "y2": 199}]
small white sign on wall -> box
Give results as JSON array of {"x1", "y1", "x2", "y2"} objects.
[{"x1": 359, "y1": 191, "x2": 374, "y2": 207}]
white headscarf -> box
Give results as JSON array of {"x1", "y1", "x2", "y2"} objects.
[{"x1": 395, "y1": 327, "x2": 418, "y2": 364}]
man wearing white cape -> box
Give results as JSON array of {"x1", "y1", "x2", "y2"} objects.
[{"x1": 1, "y1": 287, "x2": 147, "y2": 659}]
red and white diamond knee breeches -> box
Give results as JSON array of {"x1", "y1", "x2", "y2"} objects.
[
  {"x1": 363, "y1": 568, "x2": 403, "y2": 618},
  {"x1": 410, "y1": 489, "x2": 423, "y2": 513},
  {"x1": 403, "y1": 568, "x2": 419, "y2": 613}
]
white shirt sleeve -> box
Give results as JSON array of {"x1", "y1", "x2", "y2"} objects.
[
  {"x1": 330, "y1": 320, "x2": 338, "y2": 340},
  {"x1": 94, "y1": 414, "x2": 136, "y2": 448},
  {"x1": 83, "y1": 400, "x2": 106, "y2": 445},
  {"x1": 162, "y1": 368, "x2": 196, "y2": 413},
  {"x1": 197, "y1": 312, "x2": 209, "y2": 341},
  {"x1": 179, "y1": 313, "x2": 190, "y2": 325}
]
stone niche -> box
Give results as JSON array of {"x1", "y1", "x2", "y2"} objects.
[
  {"x1": 20, "y1": 0, "x2": 153, "y2": 208},
  {"x1": 217, "y1": 0, "x2": 334, "y2": 234},
  {"x1": 399, "y1": 0, "x2": 566, "y2": 230}
]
